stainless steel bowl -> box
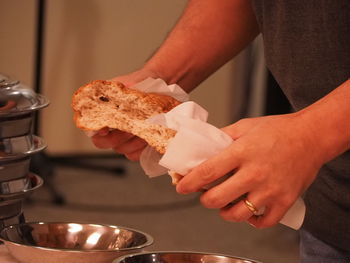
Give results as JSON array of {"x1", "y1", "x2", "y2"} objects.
[
  {"x1": 0, "y1": 157, "x2": 31, "y2": 181},
  {"x1": 0, "y1": 75, "x2": 49, "y2": 139},
  {"x1": 113, "y1": 251, "x2": 261, "y2": 263},
  {"x1": 0, "y1": 136, "x2": 47, "y2": 182},
  {"x1": 0, "y1": 173, "x2": 43, "y2": 199},
  {"x1": 0, "y1": 173, "x2": 43, "y2": 229},
  {"x1": 0, "y1": 135, "x2": 47, "y2": 161},
  {"x1": 0, "y1": 222, "x2": 154, "y2": 263}
]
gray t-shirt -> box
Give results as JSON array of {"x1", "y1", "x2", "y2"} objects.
[{"x1": 251, "y1": 0, "x2": 350, "y2": 251}]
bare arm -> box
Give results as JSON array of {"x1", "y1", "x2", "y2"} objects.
[
  {"x1": 144, "y1": 0, "x2": 259, "y2": 91},
  {"x1": 119, "y1": 0, "x2": 259, "y2": 92}
]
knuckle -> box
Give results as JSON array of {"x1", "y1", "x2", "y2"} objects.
[
  {"x1": 230, "y1": 141, "x2": 245, "y2": 156},
  {"x1": 245, "y1": 173, "x2": 262, "y2": 186},
  {"x1": 200, "y1": 193, "x2": 224, "y2": 208},
  {"x1": 197, "y1": 163, "x2": 219, "y2": 184}
]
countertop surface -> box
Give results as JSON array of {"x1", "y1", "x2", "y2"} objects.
[{"x1": 0, "y1": 245, "x2": 19, "y2": 263}]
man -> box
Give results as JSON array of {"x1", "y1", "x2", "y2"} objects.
[{"x1": 91, "y1": 1, "x2": 350, "y2": 262}]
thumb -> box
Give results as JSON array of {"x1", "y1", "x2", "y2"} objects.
[{"x1": 109, "y1": 69, "x2": 160, "y2": 88}]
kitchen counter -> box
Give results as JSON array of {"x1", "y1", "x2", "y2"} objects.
[{"x1": 0, "y1": 245, "x2": 19, "y2": 263}]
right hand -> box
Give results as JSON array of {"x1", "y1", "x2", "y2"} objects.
[
  {"x1": 176, "y1": 114, "x2": 322, "y2": 228},
  {"x1": 91, "y1": 68, "x2": 159, "y2": 161}
]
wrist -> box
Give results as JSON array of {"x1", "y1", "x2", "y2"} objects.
[
  {"x1": 294, "y1": 88, "x2": 350, "y2": 165},
  {"x1": 143, "y1": 58, "x2": 198, "y2": 93},
  {"x1": 141, "y1": 63, "x2": 171, "y2": 83},
  {"x1": 291, "y1": 111, "x2": 330, "y2": 167}
]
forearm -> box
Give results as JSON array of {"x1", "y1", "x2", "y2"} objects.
[
  {"x1": 143, "y1": 0, "x2": 259, "y2": 92},
  {"x1": 297, "y1": 79, "x2": 350, "y2": 164}
]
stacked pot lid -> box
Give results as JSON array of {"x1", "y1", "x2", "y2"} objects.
[{"x1": 0, "y1": 75, "x2": 48, "y2": 222}]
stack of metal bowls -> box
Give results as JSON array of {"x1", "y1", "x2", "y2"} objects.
[{"x1": 0, "y1": 75, "x2": 49, "y2": 228}]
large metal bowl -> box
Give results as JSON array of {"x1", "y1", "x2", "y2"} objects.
[
  {"x1": 113, "y1": 251, "x2": 261, "y2": 263},
  {"x1": 0, "y1": 222, "x2": 154, "y2": 263}
]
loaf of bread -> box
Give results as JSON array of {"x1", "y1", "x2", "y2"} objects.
[{"x1": 72, "y1": 80, "x2": 181, "y2": 154}]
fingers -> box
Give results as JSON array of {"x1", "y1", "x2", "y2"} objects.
[
  {"x1": 110, "y1": 77, "x2": 136, "y2": 88},
  {"x1": 198, "y1": 173, "x2": 250, "y2": 209},
  {"x1": 201, "y1": 172, "x2": 267, "y2": 222},
  {"x1": 246, "y1": 195, "x2": 296, "y2": 228},
  {"x1": 217, "y1": 191, "x2": 295, "y2": 228},
  {"x1": 191, "y1": 162, "x2": 297, "y2": 227},
  {"x1": 125, "y1": 149, "x2": 145, "y2": 161},
  {"x1": 114, "y1": 136, "x2": 148, "y2": 161},
  {"x1": 113, "y1": 136, "x2": 147, "y2": 154},
  {"x1": 92, "y1": 129, "x2": 134, "y2": 149},
  {"x1": 110, "y1": 68, "x2": 159, "y2": 88},
  {"x1": 176, "y1": 142, "x2": 242, "y2": 194},
  {"x1": 91, "y1": 129, "x2": 147, "y2": 161},
  {"x1": 219, "y1": 195, "x2": 265, "y2": 223}
]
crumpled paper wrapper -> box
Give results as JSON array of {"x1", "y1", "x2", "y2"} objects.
[
  {"x1": 131, "y1": 78, "x2": 231, "y2": 178},
  {"x1": 100, "y1": 77, "x2": 305, "y2": 230}
]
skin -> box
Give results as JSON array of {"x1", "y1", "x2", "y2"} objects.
[{"x1": 91, "y1": 0, "x2": 350, "y2": 228}]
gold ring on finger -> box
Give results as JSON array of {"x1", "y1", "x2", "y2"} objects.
[{"x1": 244, "y1": 199, "x2": 260, "y2": 216}]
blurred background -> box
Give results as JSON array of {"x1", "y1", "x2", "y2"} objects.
[{"x1": 0, "y1": 0, "x2": 297, "y2": 262}]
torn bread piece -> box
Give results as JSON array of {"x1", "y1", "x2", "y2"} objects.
[{"x1": 72, "y1": 80, "x2": 184, "y2": 184}]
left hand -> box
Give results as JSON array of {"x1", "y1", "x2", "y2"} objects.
[{"x1": 176, "y1": 113, "x2": 324, "y2": 228}]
